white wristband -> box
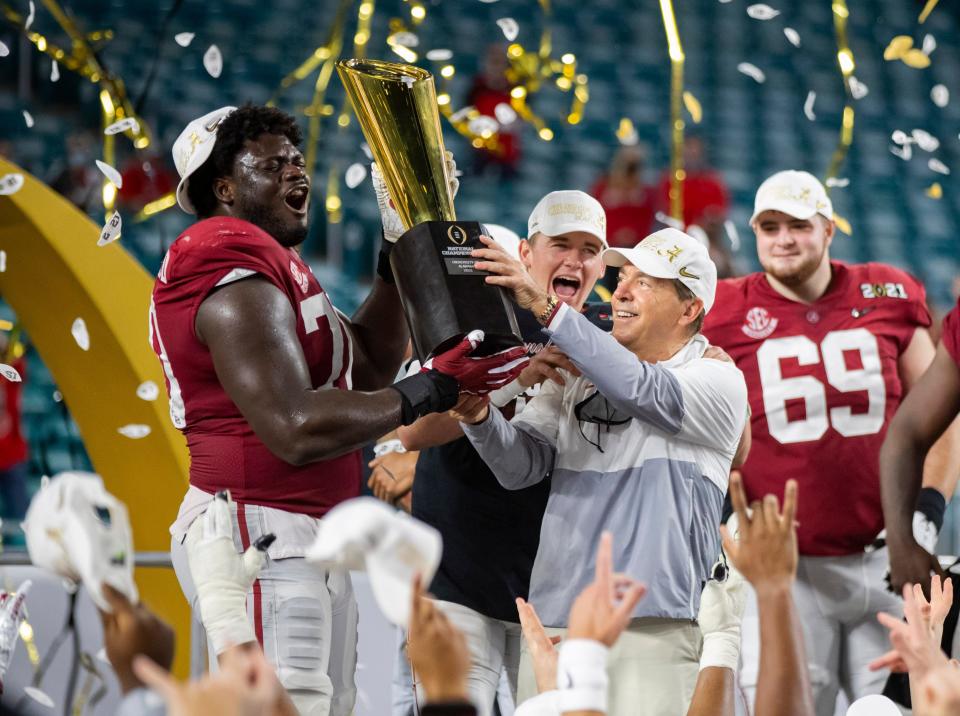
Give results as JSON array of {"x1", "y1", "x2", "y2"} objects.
[
  {"x1": 514, "y1": 690, "x2": 560, "y2": 716},
  {"x1": 374, "y1": 439, "x2": 407, "y2": 457},
  {"x1": 699, "y1": 630, "x2": 740, "y2": 671},
  {"x1": 557, "y1": 639, "x2": 608, "y2": 713},
  {"x1": 489, "y1": 378, "x2": 527, "y2": 408}
]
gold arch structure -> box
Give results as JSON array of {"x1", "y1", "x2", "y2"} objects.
[{"x1": 0, "y1": 158, "x2": 192, "y2": 676}]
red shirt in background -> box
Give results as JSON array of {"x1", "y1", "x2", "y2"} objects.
[
  {"x1": 591, "y1": 178, "x2": 655, "y2": 248},
  {"x1": 0, "y1": 358, "x2": 27, "y2": 470},
  {"x1": 657, "y1": 170, "x2": 729, "y2": 227}
]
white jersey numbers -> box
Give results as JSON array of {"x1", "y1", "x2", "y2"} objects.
[{"x1": 757, "y1": 329, "x2": 885, "y2": 444}]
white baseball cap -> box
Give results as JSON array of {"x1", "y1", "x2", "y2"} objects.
[
  {"x1": 750, "y1": 170, "x2": 833, "y2": 224},
  {"x1": 306, "y1": 497, "x2": 442, "y2": 627},
  {"x1": 172, "y1": 106, "x2": 237, "y2": 214},
  {"x1": 527, "y1": 190, "x2": 607, "y2": 247},
  {"x1": 603, "y1": 227, "x2": 718, "y2": 313}
]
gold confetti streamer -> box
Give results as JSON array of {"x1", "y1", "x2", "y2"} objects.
[
  {"x1": 918, "y1": 0, "x2": 939, "y2": 24},
  {"x1": 884, "y1": 35, "x2": 914, "y2": 60},
  {"x1": 901, "y1": 49, "x2": 931, "y2": 68},
  {"x1": 925, "y1": 182, "x2": 943, "y2": 199},
  {"x1": 823, "y1": 0, "x2": 855, "y2": 236},
  {"x1": 658, "y1": 0, "x2": 686, "y2": 222},
  {"x1": 682, "y1": 91, "x2": 702, "y2": 124}
]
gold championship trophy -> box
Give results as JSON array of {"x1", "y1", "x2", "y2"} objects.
[{"x1": 337, "y1": 59, "x2": 522, "y2": 360}]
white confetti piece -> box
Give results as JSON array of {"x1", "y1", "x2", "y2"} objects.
[
  {"x1": 890, "y1": 144, "x2": 913, "y2": 161},
  {"x1": 825, "y1": 177, "x2": 850, "y2": 187},
  {"x1": 22, "y1": 110, "x2": 33, "y2": 128},
  {"x1": 360, "y1": 144, "x2": 373, "y2": 160},
  {"x1": 737, "y1": 62, "x2": 766, "y2": 83},
  {"x1": 0, "y1": 173, "x2": 24, "y2": 196},
  {"x1": 783, "y1": 27, "x2": 801, "y2": 47},
  {"x1": 97, "y1": 211, "x2": 122, "y2": 247},
  {"x1": 71, "y1": 318, "x2": 90, "y2": 351},
  {"x1": 922, "y1": 33, "x2": 936, "y2": 55},
  {"x1": 118, "y1": 424, "x2": 151, "y2": 439},
  {"x1": 203, "y1": 44, "x2": 222, "y2": 78},
  {"x1": 174, "y1": 32, "x2": 195, "y2": 47},
  {"x1": 0, "y1": 251, "x2": 6, "y2": 272},
  {"x1": 391, "y1": 32, "x2": 419, "y2": 48},
  {"x1": 136, "y1": 381, "x2": 160, "y2": 401},
  {"x1": 104, "y1": 117, "x2": 139, "y2": 135},
  {"x1": 849, "y1": 77, "x2": 868, "y2": 99},
  {"x1": 912, "y1": 129, "x2": 939, "y2": 152},
  {"x1": 344, "y1": 163, "x2": 367, "y2": 189},
  {"x1": 931, "y1": 84, "x2": 949, "y2": 107},
  {"x1": 0, "y1": 364, "x2": 21, "y2": 382},
  {"x1": 929, "y1": 158, "x2": 950, "y2": 175},
  {"x1": 50, "y1": 60, "x2": 59, "y2": 82},
  {"x1": 450, "y1": 106, "x2": 473, "y2": 123},
  {"x1": 425, "y1": 49, "x2": 453, "y2": 61},
  {"x1": 494, "y1": 102, "x2": 517, "y2": 125},
  {"x1": 655, "y1": 211, "x2": 685, "y2": 230},
  {"x1": 24, "y1": 687, "x2": 52, "y2": 708},
  {"x1": 746, "y1": 4, "x2": 780, "y2": 20},
  {"x1": 0, "y1": 41, "x2": 8, "y2": 57},
  {"x1": 723, "y1": 219, "x2": 740, "y2": 251},
  {"x1": 803, "y1": 91, "x2": 816, "y2": 120},
  {"x1": 891, "y1": 129, "x2": 911, "y2": 145},
  {"x1": 496, "y1": 18, "x2": 519, "y2": 42},
  {"x1": 468, "y1": 116, "x2": 499, "y2": 136},
  {"x1": 95, "y1": 160, "x2": 123, "y2": 189},
  {"x1": 24, "y1": 1, "x2": 34, "y2": 31}
]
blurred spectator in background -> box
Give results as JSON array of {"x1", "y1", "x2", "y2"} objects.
[
  {"x1": 49, "y1": 130, "x2": 100, "y2": 214},
  {"x1": 118, "y1": 153, "x2": 177, "y2": 212},
  {"x1": 0, "y1": 332, "x2": 29, "y2": 538},
  {"x1": 467, "y1": 44, "x2": 521, "y2": 178},
  {"x1": 657, "y1": 135, "x2": 729, "y2": 229},
  {"x1": 591, "y1": 144, "x2": 655, "y2": 290}
]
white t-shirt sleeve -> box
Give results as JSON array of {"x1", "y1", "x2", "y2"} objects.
[{"x1": 671, "y1": 359, "x2": 748, "y2": 455}]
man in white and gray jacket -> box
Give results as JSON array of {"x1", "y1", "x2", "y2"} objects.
[{"x1": 455, "y1": 228, "x2": 749, "y2": 716}]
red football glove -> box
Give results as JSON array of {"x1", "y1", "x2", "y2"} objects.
[{"x1": 423, "y1": 330, "x2": 529, "y2": 395}]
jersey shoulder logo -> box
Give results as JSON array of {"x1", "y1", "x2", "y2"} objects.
[
  {"x1": 860, "y1": 282, "x2": 909, "y2": 300},
  {"x1": 289, "y1": 260, "x2": 309, "y2": 294},
  {"x1": 742, "y1": 306, "x2": 779, "y2": 339}
]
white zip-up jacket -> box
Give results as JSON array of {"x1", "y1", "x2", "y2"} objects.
[{"x1": 462, "y1": 302, "x2": 748, "y2": 627}]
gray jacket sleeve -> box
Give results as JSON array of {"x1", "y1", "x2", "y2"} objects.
[{"x1": 461, "y1": 394, "x2": 559, "y2": 491}]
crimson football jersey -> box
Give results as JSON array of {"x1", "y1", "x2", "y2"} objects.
[
  {"x1": 703, "y1": 261, "x2": 930, "y2": 555},
  {"x1": 943, "y1": 300, "x2": 960, "y2": 367},
  {"x1": 149, "y1": 216, "x2": 360, "y2": 517}
]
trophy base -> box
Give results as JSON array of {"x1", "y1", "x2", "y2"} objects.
[{"x1": 390, "y1": 221, "x2": 523, "y2": 361}]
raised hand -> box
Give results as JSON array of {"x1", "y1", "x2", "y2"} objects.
[
  {"x1": 873, "y1": 582, "x2": 950, "y2": 684},
  {"x1": 516, "y1": 597, "x2": 563, "y2": 693},
  {"x1": 449, "y1": 393, "x2": 491, "y2": 426},
  {"x1": 367, "y1": 450, "x2": 417, "y2": 506},
  {"x1": 100, "y1": 584, "x2": 175, "y2": 695},
  {"x1": 518, "y1": 346, "x2": 580, "y2": 388},
  {"x1": 473, "y1": 236, "x2": 549, "y2": 311},
  {"x1": 870, "y1": 575, "x2": 953, "y2": 675},
  {"x1": 423, "y1": 330, "x2": 529, "y2": 395},
  {"x1": 406, "y1": 574, "x2": 471, "y2": 703}
]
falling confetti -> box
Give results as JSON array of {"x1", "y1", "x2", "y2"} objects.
[
  {"x1": 884, "y1": 35, "x2": 914, "y2": 61},
  {"x1": 616, "y1": 118, "x2": 638, "y2": 146},
  {"x1": 0, "y1": 364, "x2": 21, "y2": 383},
  {"x1": 803, "y1": 91, "x2": 816, "y2": 120},
  {"x1": 117, "y1": 424, "x2": 151, "y2": 439},
  {"x1": 450, "y1": 107, "x2": 472, "y2": 123},
  {"x1": 50, "y1": 60, "x2": 59, "y2": 82},
  {"x1": 783, "y1": 27, "x2": 801, "y2": 47},
  {"x1": 98, "y1": 211, "x2": 122, "y2": 246},
  {"x1": 174, "y1": 32, "x2": 195, "y2": 47},
  {"x1": 425, "y1": 49, "x2": 453, "y2": 61},
  {"x1": 0, "y1": 42, "x2": 8, "y2": 57},
  {"x1": 929, "y1": 158, "x2": 950, "y2": 175},
  {"x1": 723, "y1": 219, "x2": 741, "y2": 251},
  {"x1": 203, "y1": 45, "x2": 223, "y2": 78},
  {"x1": 496, "y1": 18, "x2": 519, "y2": 42},
  {"x1": 23, "y1": 687, "x2": 53, "y2": 708},
  {"x1": 104, "y1": 117, "x2": 139, "y2": 135},
  {"x1": 467, "y1": 116, "x2": 499, "y2": 136},
  {"x1": 95, "y1": 160, "x2": 123, "y2": 189},
  {"x1": 71, "y1": 318, "x2": 90, "y2": 351},
  {"x1": 891, "y1": 129, "x2": 911, "y2": 145},
  {"x1": 912, "y1": 129, "x2": 939, "y2": 152},
  {"x1": 834, "y1": 215, "x2": 853, "y2": 235},
  {"x1": 0, "y1": 174, "x2": 24, "y2": 196},
  {"x1": 22, "y1": 111, "x2": 33, "y2": 128},
  {"x1": 136, "y1": 381, "x2": 160, "y2": 401},
  {"x1": 746, "y1": 4, "x2": 780, "y2": 20},
  {"x1": 922, "y1": 34, "x2": 936, "y2": 55},
  {"x1": 682, "y1": 91, "x2": 703, "y2": 123},
  {"x1": 494, "y1": 102, "x2": 518, "y2": 125},
  {"x1": 931, "y1": 85, "x2": 949, "y2": 107},
  {"x1": 390, "y1": 32, "x2": 419, "y2": 48},
  {"x1": 849, "y1": 77, "x2": 868, "y2": 99},
  {"x1": 902, "y1": 49, "x2": 931, "y2": 68},
  {"x1": 0, "y1": 251, "x2": 6, "y2": 272},
  {"x1": 24, "y1": 1, "x2": 34, "y2": 30},
  {"x1": 737, "y1": 62, "x2": 766, "y2": 83},
  {"x1": 918, "y1": 0, "x2": 939, "y2": 24},
  {"x1": 344, "y1": 163, "x2": 367, "y2": 189},
  {"x1": 890, "y1": 144, "x2": 913, "y2": 161},
  {"x1": 825, "y1": 177, "x2": 850, "y2": 187},
  {"x1": 655, "y1": 211, "x2": 685, "y2": 230},
  {"x1": 360, "y1": 144, "x2": 373, "y2": 160},
  {"x1": 925, "y1": 182, "x2": 943, "y2": 199}
]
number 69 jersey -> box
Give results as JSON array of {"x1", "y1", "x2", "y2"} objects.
[
  {"x1": 703, "y1": 261, "x2": 930, "y2": 556},
  {"x1": 149, "y1": 216, "x2": 360, "y2": 517}
]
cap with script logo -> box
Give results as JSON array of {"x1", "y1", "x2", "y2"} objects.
[
  {"x1": 527, "y1": 190, "x2": 607, "y2": 248},
  {"x1": 172, "y1": 106, "x2": 237, "y2": 214},
  {"x1": 750, "y1": 170, "x2": 833, "y2": 224},
  {"x1": 603, "y1": 228, "x2": 718, "y2": 313}
]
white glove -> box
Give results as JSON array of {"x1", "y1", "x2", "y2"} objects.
[
  {"x1": 372, "y1": 151, "x2": 460, "y2": 243},
  {"x1": 913, "y1": 510, "x2": 939, "y2": 554},
  {"x1": 698, "y1": 560, "x2": 747, "y2": 671},
  {"x1": 185, "y1": 492, "x2": 272, "y2": 654}
]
